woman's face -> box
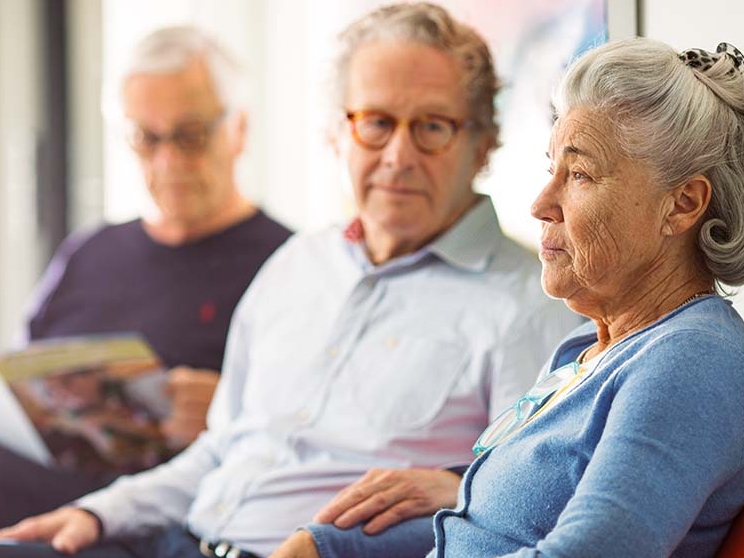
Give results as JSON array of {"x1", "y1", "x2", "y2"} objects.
[{"x1": 531, "y1": 107, "x2": 672, "y2": 315}]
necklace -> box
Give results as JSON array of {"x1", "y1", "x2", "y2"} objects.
[
  {"x1": 676, "y1": 290, "x2": 714, "y2": 309},
  {"x1": 577, "y1": 290, "x2": 714, "y2": 364},
  {"x1": 576, "y1": 345, "x2": 594, "y2": 365}
]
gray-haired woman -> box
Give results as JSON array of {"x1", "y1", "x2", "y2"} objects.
[{"x1": 425, "y1": 37, "x2": 744, "y2": 557}]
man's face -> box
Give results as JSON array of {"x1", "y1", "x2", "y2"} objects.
[
  {"x1": 340, "y1": 41, "x2": 490, "y2": 258},
  {"x1": 122, "y1": 58, "x2": 243, "y2": 229}
]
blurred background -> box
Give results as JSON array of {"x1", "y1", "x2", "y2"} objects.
[{"x1": 0, "y1": 0, "x2": 742, "y2": 350}]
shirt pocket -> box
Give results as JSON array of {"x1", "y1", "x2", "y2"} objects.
[{"x1": 346, "y1": 335, "x2": 469, "y2": 431}]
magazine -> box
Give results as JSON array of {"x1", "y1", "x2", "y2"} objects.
[{"x1": 0, "y1": 333, "x2": 176, "y2": 476}]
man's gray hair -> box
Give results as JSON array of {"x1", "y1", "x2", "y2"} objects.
[
  {"x1": 106, "y1": 26, "x2": 245, "y2": 118},
  {"x1": 332, "y1": 2, "x2": 501, "y2": 155},
  {"x1": 554, "y1": 37, "x2": 744, "y2": 287}
]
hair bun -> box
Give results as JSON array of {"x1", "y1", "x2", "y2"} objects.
[{"x1": 679, "y1": 42, "x2": 744, "y2": 75}]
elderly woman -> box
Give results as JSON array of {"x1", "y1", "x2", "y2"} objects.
[{"x1": 426, "y1": 37, "x2": 744, "y2": 557}]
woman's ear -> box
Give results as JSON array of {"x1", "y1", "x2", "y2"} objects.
[{"x1": 661, "y1": 175, "x2": 712, "y2": 236}]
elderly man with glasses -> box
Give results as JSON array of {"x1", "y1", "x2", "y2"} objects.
[
  {"x1": 0, "y1": 4, "x2": 579, "y2": 558},
  {"x1": 0, "y1": 26, "x2": 290, "y2": 527}
]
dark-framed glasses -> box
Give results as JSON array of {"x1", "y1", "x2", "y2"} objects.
[
  {"x1": 124, "y1": 112, "x2": 227, "y2": 156},
  {"x1": 345, "y1": 110, "x2": 472, "y2": 155},
  {"x1": 472, "y1": 361, "x2": 580, "y2": 456}
]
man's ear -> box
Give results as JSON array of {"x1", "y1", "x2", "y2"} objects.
[
  {"x1": 471, "y1": 132, "x2": 495, "y2": 179},
  {"x1": 327, "y1": 130, "x2": 341, "y2": 158},
  {"x1": 661, "y1": 175, "x2": 712, "y2": 236},
  {"x1": 229, "y1": 110, "x2": 248, "y2": 155},
  {"x1": 327, "y1": 118, "x2": 349, "y2": 159}
]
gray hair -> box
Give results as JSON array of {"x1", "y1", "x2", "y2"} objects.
[
  {"x1": 105, "y1": 26, "x2": 245, "y2": 119},
  {"x1": 332, "y1": 2, "x2": 501, "y2": 154},
  {"x1": 554, "y1": 37, "x2": 744, "y2": 287}
]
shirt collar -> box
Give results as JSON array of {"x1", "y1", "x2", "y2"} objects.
[
  {"x1": 343, "y1": 196, "x2": 503, "y2": 274},
  {"x1": 428, "y1": 196, "x2": 502, "y2": 272}
]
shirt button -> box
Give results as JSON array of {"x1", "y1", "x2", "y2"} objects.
[
  {"x1": 385, "y1": 337, "x2": 399, "y2": 348},
  {"x1": 327, "y1": 346, "x2": 339, "y2": 357},
  {"x1": 215, "y1": 502, "x2": 226, "y2": 513},
  {"x1": 295, "y1": 409, "x2": 310, "y2": 423}
]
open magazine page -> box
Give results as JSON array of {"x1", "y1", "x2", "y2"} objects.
[
  {"x1": 0, "y1": 333, "x2": 176, "y2": 476},
  {"x1": 0, "y1": 378, "x2": 52, "y2": 465}
]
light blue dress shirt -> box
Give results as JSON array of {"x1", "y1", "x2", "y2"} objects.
[{"x1": 77, "y1": 197, "x2": 580, "y2": 557}]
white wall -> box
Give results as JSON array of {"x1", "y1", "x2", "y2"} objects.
[
  {"x1": 641, "y1": 0, "x2": 744, "y2": 314},
  {"x1": 67, "y1": 0, "x2": 104, "y2": 231},
  {"x1": 0, "y1": 0, "x2": 45, "y2": 349},
  {"x1": 642, "y1": 0, "x2": 743, "y2": 51}
]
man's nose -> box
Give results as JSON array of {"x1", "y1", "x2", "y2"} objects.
[
  {"x1": 147, "y1": 139, "x2": 188, "y2": 169},
  {"x1": 380, "y1": 124, "x2": 418, "y2": 168}
]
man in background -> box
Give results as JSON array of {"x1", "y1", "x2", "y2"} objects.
[{"x1": 0, "y1": 26, "x2": 290, "y2": 526}]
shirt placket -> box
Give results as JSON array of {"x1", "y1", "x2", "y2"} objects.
[{"x1": 289, "y1": 273, "x2": 386, "y2": 433}]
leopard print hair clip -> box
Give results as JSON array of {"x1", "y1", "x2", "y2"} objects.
[{"x1": 679, "y1": 42, "x2": 744, "y2": 75}]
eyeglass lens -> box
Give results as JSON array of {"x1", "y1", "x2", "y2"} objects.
[
  {"x1": 473, "y1": 361, "x2": 580, "y2": 454},
  {"x1": 126, "y1": 114, "x2": 224, "y2": 156},
  {"x1": 350, "y1": 112, "x2": 458, "y2": 153}
]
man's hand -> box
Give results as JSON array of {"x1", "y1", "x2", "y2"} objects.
[
  {"x1": 161, "y1": 366, "x2": 219, "y2": 448},
  {"x1": 268, "y1": 530, "x2": 320, "y2": 558},
  {"x1": 313, "y1": 468, "x2": 461, "y2": 534},
  {"x1": 0, "y1": 507, "x2": 101, "y2": 554}
]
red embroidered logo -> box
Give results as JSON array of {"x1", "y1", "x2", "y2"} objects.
[{"x1": 198, "y1": 302, "x2": 217, "y2": 323}]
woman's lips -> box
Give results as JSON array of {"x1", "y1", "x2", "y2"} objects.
[{"x1": 540, "y1": 241, "x2": 567, "y2": 258}]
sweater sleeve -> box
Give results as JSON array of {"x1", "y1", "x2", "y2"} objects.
[
  {"x1": 18, "y1": 228, "x2": 100, "y2": 346},
  {"x1": 307, "y1": 517, "x2": 435, "y2": 558}
]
